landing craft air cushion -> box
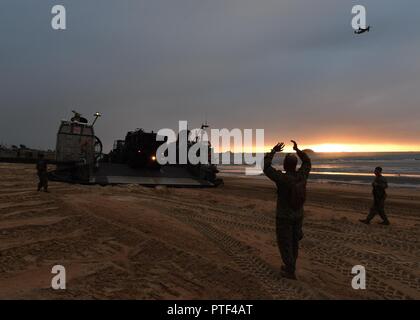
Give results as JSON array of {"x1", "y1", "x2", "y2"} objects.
[{"x1": 49, "y1": 111, "x2": 222, "y2": 187}]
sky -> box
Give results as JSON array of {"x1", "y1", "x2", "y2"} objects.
[{"x1": 1, "y1": 0, "x2": 419, "y2": 152}]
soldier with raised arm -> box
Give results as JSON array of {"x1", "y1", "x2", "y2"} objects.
[{"x1": 263, "y1": 140, "x2": 311, "y2": 280}]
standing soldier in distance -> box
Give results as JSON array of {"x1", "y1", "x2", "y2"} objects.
[
  {"x1": 263, "y1": 140, "x2": 311, "y2": 280},
  {"x1": 36, "y1": 153, "x2": 49, "y2": 192},
  {"x1": 360, "y1": 167, "x2": 390, "y2": 225}
]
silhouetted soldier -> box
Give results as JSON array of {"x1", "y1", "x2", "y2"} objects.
[
  {"x1": 36, "y1": 153, "x2": 48, "y2": 192},
  {"x1": 263, "y1": 140, "x2": 311, "y2": 280},
  {"x1": 360, "y1": 167, "x2": 390, "y2": 225}
]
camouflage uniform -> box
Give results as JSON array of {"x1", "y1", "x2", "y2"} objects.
[
  {"x1": 36, "y1": 159, "x2": 48, "y2": 192},
  {"x1": 263, "y1": 150, "x2": 311, "y2": 275},
  {"x1": 366, "y1": 175, "x2": 389, "y2": 223}
]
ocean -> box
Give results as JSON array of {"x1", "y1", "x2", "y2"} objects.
[{"x1": 218, "y1": 152, "x2": 420, "y2": 188}]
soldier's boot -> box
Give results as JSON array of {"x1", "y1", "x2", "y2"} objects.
[
  {"x1": 280, "y1": 266, "x2": 297, "y2": 280},
  {"x1": 378, "y1": 209, "x2": 390, "y2": 225},
  {"x1": 42, "y1": 178, "x2": 49, "y2": 192},
  {"x1": 360, "y1": 207, "x2": 377, "y2": 225}
]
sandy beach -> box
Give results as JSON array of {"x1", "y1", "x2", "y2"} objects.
[{"x1": 0, "y1": 163, "x2": 418, "y2": 300}]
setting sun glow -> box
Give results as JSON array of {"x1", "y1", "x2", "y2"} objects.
[
  {"x1": 235, "y1": 143, "x2": 420, "y2": 154},
  {"x1": 306, "y1": 144, "x2": 420, "y2": 153}
]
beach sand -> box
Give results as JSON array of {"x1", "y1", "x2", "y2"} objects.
[{"x1": 0, "y1": 163, "x2": 418, "y2": 299}]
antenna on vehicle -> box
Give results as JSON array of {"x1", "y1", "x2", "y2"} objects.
[
  {"x1": 92, "y1": 112, "x2": 101, "y2": 126},
  {"x1": 196, "y1": 116, "x2": 210, "y2": 143}
]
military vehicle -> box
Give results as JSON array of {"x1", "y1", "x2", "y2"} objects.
[
  {"x1": 110, "y1": 129, "x2": 164, "y2": 169},
  {"x1": 49, "y1": 111, "x2": 103, "y2": 182},
  {"x1": 49, "y1": 112, "x2": 222, "y2": 187}
]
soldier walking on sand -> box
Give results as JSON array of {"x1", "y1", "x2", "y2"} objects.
[
  {"x1": 263, "y1": 140, "x2": 311, "y2": 280},
  {"x1": 360, "y1": 167, "x2": 390, "y2": 225},
  {"x1": 36, "y1": 153, "x2": 49, "y2": 192}
]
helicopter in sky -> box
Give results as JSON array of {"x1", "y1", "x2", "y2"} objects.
[{"x1": 354, "y1": 26, "x2": 371, "y2": 35}]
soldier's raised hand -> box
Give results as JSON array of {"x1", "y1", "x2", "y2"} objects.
[
  {"x1": 291, "y1": 140, "x2": 298, "y2": 151},
  {"x1": 272, "y1": 142, "x2": 285, "y2": 153}
]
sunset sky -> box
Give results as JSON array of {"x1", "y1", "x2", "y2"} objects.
[{"x1": 1, "y1": 0, "x2": 419, "y2": 152}]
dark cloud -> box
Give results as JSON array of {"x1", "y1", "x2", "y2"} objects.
[{"x1": 0, "y1": 0, "x2": 419, "y2": 150}]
